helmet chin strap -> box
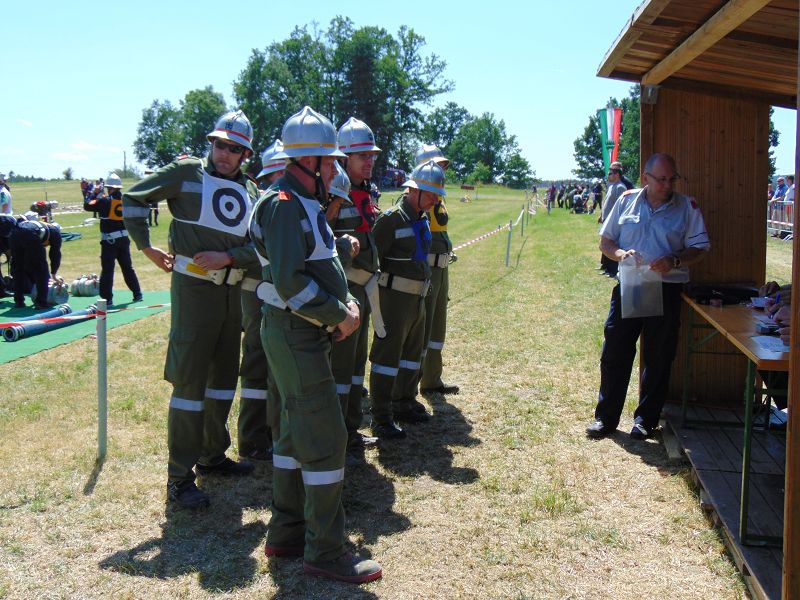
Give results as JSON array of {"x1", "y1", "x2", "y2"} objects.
[{"x1": 292, "y1": 157, "x2": 328, "y2": 202}]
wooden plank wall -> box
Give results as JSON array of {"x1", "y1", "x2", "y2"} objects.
[{"x1": 642, "y1": 87, "x2": 770, "y2": 404}]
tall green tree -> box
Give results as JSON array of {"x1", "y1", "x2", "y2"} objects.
[
  {"x1": 448, "y1": 113, "x2": 515, "y2": 181},
  {"x1": 328, "y1": 18, "x2": 396, "y2": 172},
  {"x1": 419, "y1": 102, "x2": 472, "y2": 156},
  {"x1": 768, "y1": 106, "x2": 780, "y2": 180},
  {"x1": 133, "y1": 100, "x2": 183, "y2": 168},
  {"x1": 233, "y1": 25, "x2": 331, "y2": 169},
  {"x1": 573, "y1": 114, "x2": 606, "y2": 180},
  {"x1": 232, "y1": 19, "x2": 451, "y2": 174},
  {"x1": 377, "y1": 25, "x2": 453, "y2": 170},
  {"x1": 180, "y1": 86, "x2": 227, "y2": 158},
  {"x1": 618, "y1": 86, "x2": 640, "y2": 182},
  {"x1": 503, "y1": 153, "x2": 534, "y2": 189}
]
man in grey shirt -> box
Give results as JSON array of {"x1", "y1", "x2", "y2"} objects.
[
  {"x1": 598, "y1": 166, "x2": 629, "y2": 276},
  {"x1": 600, "y1": 167, "x2": 628, "y2": 222}
]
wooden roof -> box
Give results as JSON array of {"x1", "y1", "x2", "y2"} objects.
[{"x1": 598, "y1": 0, "x2": 799, "y2": 108}]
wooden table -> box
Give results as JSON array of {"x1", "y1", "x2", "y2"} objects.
[{"x1": 681, "y1": 294, "x2": 788, "y2": 546}]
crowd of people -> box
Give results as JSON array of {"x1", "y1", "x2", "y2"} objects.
[
  {"x1": 116, "y1": 107, "x2": 460, "y2": 584},
  {"x1": 544, "y1": 180, "x2": 600, "y2": 214}
]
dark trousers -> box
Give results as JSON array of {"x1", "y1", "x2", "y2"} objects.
[
  {"x1": 595, "y1": 283, "x2": 683, "y2": 431},
  {"x1": 99, "y1": 237, "x2": 141, "y2": 303},
  {"x1": 10, "y1": 228, "x2": 48, "y2": 305},
  {"x1": 600, "y1": 253, "x2": 618, "y2": 276}
]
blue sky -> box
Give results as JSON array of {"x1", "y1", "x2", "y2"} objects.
[{"x1": 3, "y1": 0, "x2": 796, "y2": 181}]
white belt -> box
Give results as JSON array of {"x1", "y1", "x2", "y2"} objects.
[
  {"x1": 101, "y1": 230, "x2": 128, "y2": 242},
  {"x1": 241, "y1": 277, "x2": 260, "y2": 292},
  {"x1": 345, "y1": 267, "x2": 374, "y2": 286},
  {"x1": 348, "y1": 270, "x2": 386, "y2": 338},
  {"x1": 427, "y1": 252, "x2": 450, "y2": 268},
  {"x1": 173, "y1": 254, "x2": 245, "y2": 286},
  {"x1": 255, "y1": 281, "x2": 336, "y2": 333},
  {"x1": 377, "y1": 272, "x2": 430, "y2": 297}
]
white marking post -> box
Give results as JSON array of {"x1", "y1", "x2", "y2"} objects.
[{"x1": 96, "y1": 299, "x2": 108, "y2": 460}]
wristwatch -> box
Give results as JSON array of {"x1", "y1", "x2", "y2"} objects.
[{"x1": 672, "y1": 255, "x2": 682, "y2": 268}]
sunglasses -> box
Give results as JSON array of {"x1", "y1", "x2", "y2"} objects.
[
  {"x1": 214, "y1": 139, "x2": 246, "y2": 155},
  {"x1": 645, "y1": 172, "x2": 681, "y2": 185}
]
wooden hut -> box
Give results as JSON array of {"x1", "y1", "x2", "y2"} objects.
[{"x1": 598, "y1": 1, "x2": 798, "y2": 598}]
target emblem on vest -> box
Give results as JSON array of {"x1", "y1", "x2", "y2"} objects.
[{"x1": 212, "y1": 188, "x2": 247, "y2": 227}]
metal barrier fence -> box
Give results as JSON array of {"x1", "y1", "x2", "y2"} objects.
[{"x1": 767, "y1": 200, "x2": 793, "y2": 239}]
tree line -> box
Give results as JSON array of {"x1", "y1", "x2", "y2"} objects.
[{"x1": 133, "y1": 18, "x2": 534, "y2": 189}]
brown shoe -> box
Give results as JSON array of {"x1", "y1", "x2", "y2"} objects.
[{"x1": 303, "y1": 552, "x2": 382, "y2": 583}]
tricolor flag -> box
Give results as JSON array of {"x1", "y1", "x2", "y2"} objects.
[{"x1": 597, "y1": 106, "x2": 623, "y2": 176}]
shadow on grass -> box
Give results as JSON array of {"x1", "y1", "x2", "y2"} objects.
[
  {"x1": 99, "y1": 474, "x2": 270, "y2": 593},
  {"x1": 375, "y1": 392, "x2": 480, "y2": 484},
  {"x1": 604, "y1": 428, "x2": 686, "y2": 477},
  {"x1": 82, "y1": 456, "x2": 105, "y2": 495},
  {"x1": 343, "y1": 459, "x2": 412, "y2": 545}
]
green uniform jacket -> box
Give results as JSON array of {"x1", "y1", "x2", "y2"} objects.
[
  {"x1": 252, "y1": 173, "x2": 353, "y2": 327},
  {"x1": 373, "y1": 195, "x2": 431, "y2": 281},
  {"x1": 122, "y1": 156, "x2": 259, "y2": 270}
]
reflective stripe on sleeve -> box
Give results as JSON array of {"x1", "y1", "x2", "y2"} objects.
[
  {"x1": 352, "y1": 375, "x2": 364, "y2": 385},
  {"x1": 205, "y1": 388, "x2": 236, "y2": 400},
  {"x1": 395, "y1": 227, "x2": 414, "y2": 239},
  {"x1": 371, "y1": 363, "x2": 399, "y2": 376},
  {"x1": 181, "y1": 181, "x2": 203, "y2": 194},
  {"x1": 241, "y1": 387, "x2": 268, "y2": 400},
  {"x1": 302, "y1": 468, "x2": 345, "y2": 485},
  {"x1": 399, "y1": 359, "x2": 421, "y2": 370},
  {"x1": 287, "y1": 280, "x2": 320, "y2": 311},
  {"x1": 273, "y1": 454, "x2": 301, "y2": 470},
  {"x1": 336, "y1": 384, "x2": 351, "y2": 395},
  {"x1": 122, "y1": 206, "x2": 150, "y2": 218},
  {"x1": 169, "y1": 396, "x2": 204, "y2": 412},
  {"x1": 427, "y1": 340, "x2": 444, "y2": 350}
]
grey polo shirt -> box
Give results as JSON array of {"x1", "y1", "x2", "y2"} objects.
[{"x1": 599, "y1": 188, "x2": 710, "y2": 283}]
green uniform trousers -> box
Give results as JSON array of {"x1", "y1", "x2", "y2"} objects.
[
  {"x1": 419, "y1": 265, "x2": 449, "y2": 389},
  {"x1": 262, "y1": 307, "x2": 347, "y2": 563},
  {"x1": 238, "y1": 286, "x2": 271, "y2": 455},
  {"x1": 369, "y1": 286, "x2": 426, "y2": 424},
  {"x1": 330, "y1": 281, "x2": 369, "y2": 441},
  {"x1": 166, "y1": 274, "x2": 242, "y2": 482}
]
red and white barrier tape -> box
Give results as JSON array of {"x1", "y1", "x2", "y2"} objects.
[{"x1": 452, "y1": 224, "x2": 510, "y2": 252}]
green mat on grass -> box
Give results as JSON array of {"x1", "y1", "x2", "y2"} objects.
[{"x1": 0, "y1": 291, "x2": 170, "y2": 364}]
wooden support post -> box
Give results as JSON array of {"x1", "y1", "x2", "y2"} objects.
[{"x1": 782, "y1": 31, "x2": 800, "y2": 599}]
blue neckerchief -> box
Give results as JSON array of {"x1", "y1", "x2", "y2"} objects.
[
  {"x1": 315, "y1": 210, "x2": 335, "y2": 250},
  {"x1": 411, "y1": 218, "x2": 432, "y2": 261}
]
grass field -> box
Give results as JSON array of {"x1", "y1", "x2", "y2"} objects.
[{"x1": 0, "y1": 184, "x2": 790, "y2": 599}]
